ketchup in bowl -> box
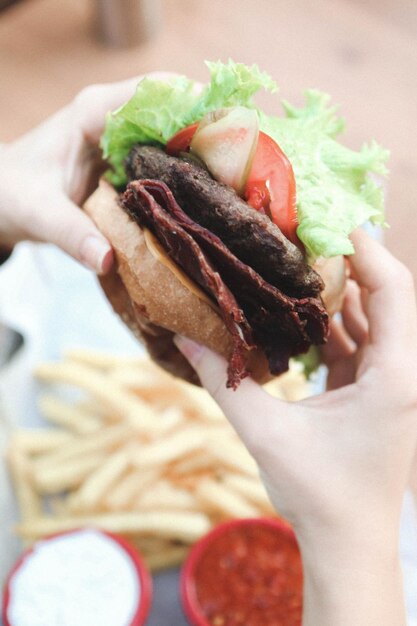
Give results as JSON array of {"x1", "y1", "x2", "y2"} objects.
[{"x1": 181, "y1": 518, "x2": 302, "y2": 626}]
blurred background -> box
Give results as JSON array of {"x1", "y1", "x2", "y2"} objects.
[{"x1": 1, "y1": 0, "x2": 417, "y2": 278}]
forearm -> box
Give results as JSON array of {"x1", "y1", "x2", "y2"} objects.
[{"x1": 299, "y1": 533, "x2": 406, "y2": 626}]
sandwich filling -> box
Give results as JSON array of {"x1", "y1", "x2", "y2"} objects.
[
  {"x1": 99, "y1": 61, "x2": 388, "y2": 386},
  {"x1": 122, "y1": 147, "x2": 328, "y2": 388}
]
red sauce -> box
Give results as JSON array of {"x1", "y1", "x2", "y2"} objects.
[{"x1": 193, "y1": 524, "x2": 303, "y2": 626}]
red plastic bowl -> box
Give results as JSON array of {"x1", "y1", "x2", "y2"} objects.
[
  {"x1": 181, "y1": 517, "x2": 302, "y2": 626},
  {"x1": 2, "y1": 528, "x2": 152, "y2": 626}
]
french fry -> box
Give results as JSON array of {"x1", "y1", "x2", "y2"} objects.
[
  {"x1": 172, "y1": 451, "x2": 218, "y2": 476},
  {"x1": 135, "y1": 480, "x2": 199, "y2": 512},
  {"x1": 35, "y1": 362, "x2": 158, "y2": 431},
  {"x1": 77, "y1": 399, "x2": 116, "y2": 421},
  {"x1": 7, "y1": 447, "x2": 42, "y2": 520},
  {"x1": 196, "y1": 477, "x2": 260, "y2": 519},
  {"x1": 144, "y1": 544, "x2": 189, "y2": 572},
  {"x1": 33, "y1": 423, "x2": 134, "y2": 471},
  {"x1": 131, "y1": 423, "x2": 231, "y2": 469},
  {"x1": 9, "y1": 430, "x2": 74, "y2": 455},
  {"x1": 130, "y1": 535, "x2": 170, "y2": 554},
  {"x1": 129, "y1": 537, "x2": 189, "y2": 571},
  {"x1": 104, "y1": 469, "x2": 160, "y2": 510},
  {"x1": 111, "y1": 363, "x2": 225, "y2": 424},
  {"x1": 38, "y1": 395, "x2": 102, "y2": 434},
  {"x1": 150, "y1": 406, "x2": 185, "y2": 435},
  {"x1": 130, "y1": 427, "x2": 207, "y2": 468},
  {"x1": 130, "y1": 536, "x2": 190, "y2": 570},
  {"x1": 32, "y1": 452, "x2": 106, "y2": 494},
  {"x1": 17, "y1": 511, "x2": 212, "y2": 542},
  {"x1": 71, "y1": 449, "x2": 130, "y2": 512}
]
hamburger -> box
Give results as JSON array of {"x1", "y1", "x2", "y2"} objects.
[{"x1": 84, "y1": 61, "x2": 388, "y2": 388}]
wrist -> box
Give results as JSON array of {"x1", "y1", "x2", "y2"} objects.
[
  {"x1": 297, "y1": 516, "x2": 400, "y2": 566},
  {"x1": 297, "y1": 528, "x2": 406, "y2": 626},
  {"x1": 302, "y1": 555, "x2": 405, "y2": 626}
]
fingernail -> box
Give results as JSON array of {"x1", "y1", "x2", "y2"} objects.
[
  {"x1": 174, "y1": 335, "x2": 205, "y2": 366},
  {"x1": 79, "y1": 235, "x2": 112, "y2": 274}
]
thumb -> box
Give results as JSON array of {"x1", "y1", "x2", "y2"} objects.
[
  {"x1": 32, "y1": 193, "x2": 113, "y2": 274},
  {"x1": 174, "y1": 335, "x2": 281, "y2": 445}
]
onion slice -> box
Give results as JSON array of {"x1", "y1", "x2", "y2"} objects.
[{"x1": 190, "y1": 107, "x2": 259, "y2": 196}]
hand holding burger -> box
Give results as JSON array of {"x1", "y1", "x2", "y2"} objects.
[
  {"x1": 0, "y1": 73, "x2": 172, "y2": 272},
  {"x1": 176, "y1": 229, "x2": 417, "y2": 626}
]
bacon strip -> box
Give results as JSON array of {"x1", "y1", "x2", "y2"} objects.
[
  {"x1": 122, "y1": 182, "x2": 255, "y2": 389},
  {"x1": 121, "y1": 180, "x2": 329, "y2": 383}
]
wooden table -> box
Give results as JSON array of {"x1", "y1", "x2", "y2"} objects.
[{"x1": 1, "y1": 0, "x2": 416, "y2": 275}]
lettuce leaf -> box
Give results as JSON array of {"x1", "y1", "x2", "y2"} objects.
[
  {"x1": 101, "y1": 61, "x2": 388, "y2": 258},
  {"x1": 259, "y1": 91, "x2": 389, "y2": 258},
  {"x1": 101, "y1": 61, "x2": 275, "y2": 187},
  {"x1": 101, "y1": 75, "x2": 200, "y2": 186},
  {"x1": 184, "y1": 60, "x2": 277, "y2": 124}
]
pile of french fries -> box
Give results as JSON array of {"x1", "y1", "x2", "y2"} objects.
[{"x1": 7, "y1": 349, "x2": 308, "y2": 571}]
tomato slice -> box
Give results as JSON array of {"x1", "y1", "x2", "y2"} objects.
[
  {"x1": 166, "y1": 123, "x2": 198, "y2": 156},
  {"x1": 245, "y1": 131, "x2": 298, "y2": 245}
]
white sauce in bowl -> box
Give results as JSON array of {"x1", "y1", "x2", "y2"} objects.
[{"x1": 6, "y1": 529, "x2": 140, "y2": 626}]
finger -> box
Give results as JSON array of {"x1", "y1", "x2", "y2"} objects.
[
  {"x1": 342, "y1": 279, "x2": 369, "y2": 347},
  {"x1": 320, "y1": 318, "x2": 356, "y2": 366},
  {"x1": 29, "y1": 192, "x2": 113, "y2": 274},
  {"x1": 74, "y1": 73, "x2": 181, "y2": 144},
  {"x1": 319, "y1": 318, "x2": 357, "y2": 390},
  {"x1": 326, "y1": 355, "x2": 357, "y2": 390},
  {"x1": 349, "y1": 229, "x2": 417, "y2": 352},
  {"x1": 174, "y1": 336, "x2": 284, "y2": 444}
]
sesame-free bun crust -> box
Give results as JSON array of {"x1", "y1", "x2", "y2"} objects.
[{"x1": 84, "y1": 179, "x2": 271, "y2": 385}]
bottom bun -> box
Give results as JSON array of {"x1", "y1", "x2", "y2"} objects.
[{"x1": 84, "y1": 179, "x2": 271, "y2": 386}]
